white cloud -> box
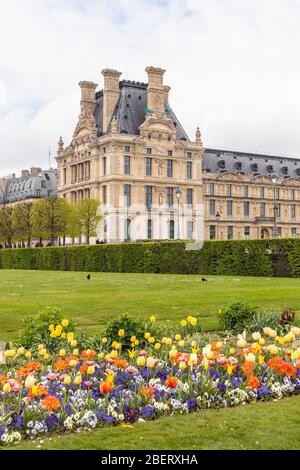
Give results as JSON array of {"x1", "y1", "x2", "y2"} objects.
[{"x1": 1, "y1": 0, "x2": 300, "y2": 176}]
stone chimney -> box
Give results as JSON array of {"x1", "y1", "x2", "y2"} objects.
[
  {"x1": 78, "y1": 81, "x2": 98, "y2": 119},
  {"x1": 21, "y1": 170, "x2": 29, "y2": 178},
  {"x1": 163, "y1": 85, "x2": 171, "y2": 103},
  {"x1": 11, "y1": 173, "x2": 16, "y2": 180},
  {"x1": 145, "y1": 66, "x2": 166, "y2": 113},
  {"x1": 101, "y1": 69, "x2": 122, "y2": 132}
]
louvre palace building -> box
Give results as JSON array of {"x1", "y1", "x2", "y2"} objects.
[{"x1": 55, "y1": 65, "x2": 300, "y2": 243}]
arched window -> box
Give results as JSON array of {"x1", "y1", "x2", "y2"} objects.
[
  {"x1": 125, "y1": 218, "x2": 131, "y2": 241},
  {"x1": 169, "y1": 220, "x2": 175, "y2": 239},
  {"x1": 147, "y1": 219, "x2": 153, "y2": 239},
  {"x1": 187, "y1": 220, "x2": 193, "y2": 240}
]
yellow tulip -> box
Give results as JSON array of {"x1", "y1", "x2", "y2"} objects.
[
  {"x1": 17, "y1": 347, "x2": 25, "y2": 355},
  {"x1": 227, "y1": 365, "x2": 234, "y2": 376},
  {"x1": 74, "y1": 375, "x2": 82, "y2": 385},
  {"x1": 98, "y1": 352, "x2": 104, "y2": 359},
  {"x1": 169, "y1": 349, "x2": 178, "y2": 360},
  {"x1": 73, "y1": 348, "x2": 79, "y2": 356},
  {"x1": 165, "y1": 338, "x2": 172, "y2": 346},
  {"x1": 62, "y1": 319, "x2": 69, "y2": 327},
  {"x1": 71, "y1": 340, "x2": 77, "y2": 348},
  {"x1": 61, "y1": 333, "x2": 67, "y2": 339},
  {"x1": 118, "y1": 329, "x2": 125, "y2": 337},
  {"x1": 148, "y1": 337, "x2": 155, "y2": 344},
  {"x1": 25, "y1": 351, "x2": 32, "y2": 359},
  {"x1": 179, "y1": 361, "x2": 187, "y2": 370},
  {"x1": 190, "y1": 317, "x2": 197, "y2": 327},
  {"x1": 229, "y1": 348, "x2": 235, "y2": 355},
  {"x1": 144, "y1": 332, "x2": 151, "y2": 339},
  {"x1": 69, "y1": 359, "x2": 78, "y2": 367},
  {"x1": 38, "y1": 344, "x2": 45, "y2": 350},
  {"x1": 49, "y1": 324, "x2": 54, "y2": 332},
  {"x1": 128, "y1": 349, "x2": 136, "y2": 359},
  {"x1": 258, "y1": 355, "x2": 265, "y2": 365},
  {"x1": 131, "y1": 336, "x2": 137, "y2": 343},
  {"x1": 259, "y1": 338, "x2": 265, "y2": 345},
  {"x1": 136, "y1": 356, "x2": 146, "y2": 367},
  {"x1": 135, "y1": 340, "x2": 139, "y2": 346},
  {"x1": 154, "y1": 343, "x2": 161, "y2": 350},
  {"x1": 3, "y1": 383, "x2": 11, "y2": 393},
  {"x1": 63, "y1": 375, "x2": 71, "y2": 385},
  {"x1": 180, "y1": 320, "x2": 187, "y2": 327},
  {"x1": 175, "y1": 334, "x2": 181, "y2": 342},
  {"x1": 178, "y1": 340, "x2": 185, "y2": 348},
  {"x1": 191, "y1": 340, "x2": 197, "y2": 348},
  {"x1": 149, "y1": 315, "x2": 156, "y2": 323},
  {"x1": 59, "y1": 349, "x2": 66, "y2": 357},
  {"x1": 216, "y1": 341, "x2": 223, "y2": 349},
  {"x1": 87, "y1": 365, "x2": 95, "y2": 375},
  {"x1": 44, "y1": 353, "x2": 49, "y2": 360},
  {"x1": 101, "y1": 337, "x2": 108, "y2": 344}
]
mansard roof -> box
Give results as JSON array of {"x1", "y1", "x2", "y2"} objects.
[
  {"x1": 203, "y1": 148, "x2": 300, "y2": 180},
  {"x1": 1, "y1": 169, "x2": 57, "y2": 204},
  {"x1": 94, "y1": 80, "x2": 190, "y2": 141}
]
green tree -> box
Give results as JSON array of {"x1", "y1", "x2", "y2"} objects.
[
  {"x1": 12, "y1": 203, "x2": 33, "y2": 246},
  {"x1": 59, "y1": 199, "x2": 81, "y2": 245},
  {"x1": 0, "y1": 206, "x2": 14, "y2": 246},
  {"x1": 76, "y1": 198, "x2": 102, "y2": 244},
  {"x1": 31, "y1": 197, "x2": 70, "y2": 245}
]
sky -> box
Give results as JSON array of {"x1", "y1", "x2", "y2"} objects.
[{"x1": 1, "y1": 0, "x2": 300, "y2": 176}]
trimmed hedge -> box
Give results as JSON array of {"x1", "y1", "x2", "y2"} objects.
[{"x1": 0, "y1": 239, "x2": 300, "y2": 277}]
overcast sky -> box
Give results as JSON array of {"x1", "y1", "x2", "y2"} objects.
[{"x1": 1, "y1": 0, "x2": 300, "y2": 176}]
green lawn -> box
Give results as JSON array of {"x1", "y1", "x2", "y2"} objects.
[
  {"x1": 8, "y1": 396, "x2": 300, "y2": 450},
  {"x1": 1, "y1": 269, "x2": 300, "y2": 341}
]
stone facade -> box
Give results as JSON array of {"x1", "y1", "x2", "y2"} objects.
[
  {"x1": 56, "y1": 65, "x2": 300, "y2": 242},
  {"x1": 56, "y1": 66, "x2": 204, "y2": 243}
]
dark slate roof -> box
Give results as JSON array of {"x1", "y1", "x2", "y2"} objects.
[
  {"x1": 203, "y1": 148, "x2": 300, "y2": 179},
  {"x1": 2, "y1": 169, "x2": 57, "y2": 204},
  {"x1": 94, "y1": 80, "x2": 190, "y2": 141}
]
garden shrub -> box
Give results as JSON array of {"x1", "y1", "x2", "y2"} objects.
[
  {"x1": 218, "y1": 302, "x2": 257, "y2": 332},
  {"x1": 0, "y1": 238, "x2": 299, "y2": 276},
  {"x1": 102, "y1": 312, "x2": 162, "y2": 349},
  {"x1": 246, "y1": 311, "x2": 281, "y2": 333},
  {"x1": 20, "y1": 307, "x2": 77, "y2": 353}
]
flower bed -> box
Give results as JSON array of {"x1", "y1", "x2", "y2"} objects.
[{"x1": 0, "y1": 317, "x2": 300, "y2": 446}]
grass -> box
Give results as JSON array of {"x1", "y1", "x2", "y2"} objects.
[
  {"x1": 1, "y1": 269, "x2": 300, "y2": 341},
  {"x1": 8, "y1": 396, "x2": 300, "y2": 450}
]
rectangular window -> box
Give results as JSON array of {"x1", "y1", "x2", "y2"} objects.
[
  {"x1": 146, "y1": 157, "x2": 152, "y2": 176},
  {"x1": 291, "y1": 189, "x2": 295, "y2": 200},
  {"x1": 227, "y1": 226, "x2": 233, "y2": 240},
  {"x1": 187, "y1": 188, "x2": 193, "y2": 208},
  {"x1": 63, "y1": 168, "x2": 66, "y2": 185},
  {"x1": 187, "y1": 152, "x2": 192, "y2": 158},
  {"x1": 227, "y1": 200, "x2": 233, "y2": 216},
  {"x1": 146, "y1": 186, "x2": 152, "y2": 211},
  {"x1": 291, "y1": 204, "x2": 296, "y2": 218},
  {"x1": 103, "y1": 157, "x2": 107, "y2": 175},
  {"x1": 167, "y1": 150, "x2": 173, "y2": 156},
  {"x1": 167, "y1": 159, "x2": 173, "y2": 177},
  {"x1": 277, "y1": 227, "x2": 282, "y2": 237},
  {"x1": 276, "y1": 203, "x2": 281, "y2": 218},
  {"x1": 167, "y1": 187, "x2": 174, "y2": 207},
  {"x1": 102, "y1": 185, "x2": 107, "y2": 204},
  {"x1": 209, "y1": 199, "x2": 215, "y2": 215},
  {"x1": 209, "y1": 225, "x2": 216, "y2": 240},
  {"x1": 124, "y1": 184, "x2": 131, "y2": 207},
  {"x1": 124, "y1": 156, "x2": 130, "y2": 175},
  {"x1": 146, "y1": 148, "x2": 152, "y2": 155},
  {"x1": 41, "y1": 180, "x2": 46, "y2": 189},
  {"x1": 292, "y1": 227, "x2": 297, "y2": 237},
  {"x1": 208, "y1": 183, "x2": 214, "y2": 196},
  {"x1": 123, "y1": 145, "x2": 130, "y2": 153},
  {"x1": 260, "y1": 202, "x2": 265, "y2": 217},
  {"x1": 103, "y1": 147, "x2": 106, "y2": 154},
  {"x1": 244, "y1": 226, "x2": 250, "y2": 239},
  {"x1": 260, "y1": 187, "x2": 265, "y2": 199},
  {"x1": 227, "y1": 184, "x2": 232, "y2": 196},
  {"x1": 275, "y1": 188, "x2": 280, "y2": 200},
  {"x1": 243, "y1": 201, "x2": 250, "y2": 216},
  {"x1": 243, "y1": 185, "x2": 249, "y2": 198},
  {"x1": 186, "y1": 161, "x2": 192, "y2": 179}
]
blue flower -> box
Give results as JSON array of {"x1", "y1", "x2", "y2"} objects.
[{"x1": 141, "y1": 406, "x2": 156, "y2": 419}]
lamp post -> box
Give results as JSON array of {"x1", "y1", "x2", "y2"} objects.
[
  {"x1": 175, "y1": 186, "x2": 182, "y2": 240},
  {"x1": 270, "y1": 171, "x2": 278, "y2": 238},
  {"x1": 216, "y1": 211, "x2": 220, "y2": 240}
]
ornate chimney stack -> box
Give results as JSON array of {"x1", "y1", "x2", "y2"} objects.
[
  {"x1": 101, "y1": 69, "x2": 122, "y2": 132},
  {"x1": 145, "y1": 66, "x2": 166, "y2": 113},
  {"x1": 57, "y1": 136, "x2": 64, "y2": 155},
  {"x1": 163, "y1": 85, "x2": 171, "y2": 103},
  {"x1": 195, "y1": 126, "x2": 202, "y2": 145},
  {"x1": 78, "y1": 81, "x2": 98, "y2": 119}
]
